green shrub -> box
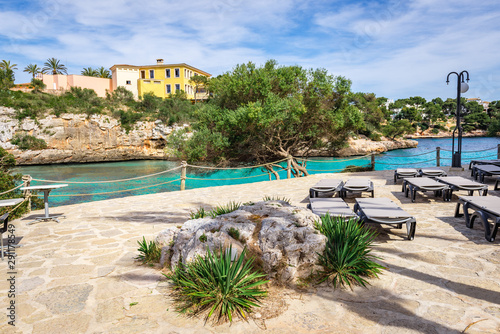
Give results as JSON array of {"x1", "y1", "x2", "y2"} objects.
[
  {"x1": 164, "y1": 246, "x2": 268, "y2": 324},
  {"x1": 341, "y1": 164, "x2": 373, "y2": 173},
  {"x1": 11, "y1": 134, "x2": 47, "y2": 151},
  {"x1": 136, "y1": 237, "x2": 161, "y2": 264},
  {"x1": 209, "y1": 201, "x2": 241, "y2": 217},
  {"x1": 431, "y1": 128, "x2": 440, "y2": 134},
  {"x1": 199, "y1": 233, "x2": 208, "y2": 243},
  {"x1": 113, "y1": 109, "x2": 143, "y2": 133},
  {"x1": 315, "y1": 216, "x2": 385, "y2": 288},
  {"x1": 189, "y1": 207, "x2": 207, "y2": 219},
  {"x1": 262, "y1": 195, "x2": 291, "y2": 204},
  {"x1": 227, "y1": 227, "x2": 240, "y2": 240}
]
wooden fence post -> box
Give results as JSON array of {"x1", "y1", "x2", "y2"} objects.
[
  {"x1": 436, "y1": 147, "x2": 441, "y2": 167},
  {"x1": 180, "y1": 161, "x2": 187, "y2": 191},
  {"x1": 287, "y1": 156, "x2": 292, "y2": 179},
  {"x1": 371, "y1": 154, "x2": 375, "y2": 170},
  {"x1": 22, "y1": 175, "x2": 32, "y2": 212}
]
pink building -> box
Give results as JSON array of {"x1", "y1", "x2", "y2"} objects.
[{"x1": 40, "y1": 74, "x2": 112, "y2": 97}]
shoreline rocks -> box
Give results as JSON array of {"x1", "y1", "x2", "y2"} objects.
[{"x1": 0, "y1": 111, "x2": 187, "y2": 165}]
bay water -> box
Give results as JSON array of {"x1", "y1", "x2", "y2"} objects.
[{"x1": 13, "y1": 137, "x2": 500, "y2": 207}]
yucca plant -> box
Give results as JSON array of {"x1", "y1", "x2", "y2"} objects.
[
  {"x1": 136, "y1": 237, "x2": 161, "y2": 264},
  {"x1": 316, "y1": 216, "x2": 385, "y2": 289},
  {"x1": 262, "y1": 195, "x2": 291, "y2": 204},
  {"x1": 189, "y1": 207, "x2": 207, "y2": 219},
  {"x1": 164, "y1": 246, "x2": 268, "y2": 324},
  {"x1": 209, "y1": 201, "x2": 241, "y2": 217}
]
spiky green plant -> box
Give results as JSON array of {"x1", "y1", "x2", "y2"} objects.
[
  {"x1": 164, "y1": 246, "x2": 268, "y2": 324},
  {"x1": 262, "y1": 195, "x2": 291, "y2": 204},
  {"x1": 189, "y1": 207, "x2": 207, "y2": 219},
  {"x1": 316, "y1": 216, "x2": 385, "y2": 289},
  {"x1": 136, "y1": 237, "x2": 161, "y2": 264},
  {"x1": 209, "y1": 201, "x2": 241, "y2": 218}
]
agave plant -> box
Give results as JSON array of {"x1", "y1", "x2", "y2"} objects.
[
  {"x1": 262, "y1": 195, "x2": 291, "y2": 204},
  {"x1": 136, "y1": 236, "x2": 161, "y2": 264},
  {"x1": 165, "y1": 246, "x2": 268, "y2": 324},
  {"x1": 316, "y1": 216, "x2": 385, "y2": 289},
  {"x1": 209, "y1": 201, "x2": 241, "y2": 217}
]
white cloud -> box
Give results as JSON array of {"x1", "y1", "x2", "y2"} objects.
[{"x1": 3, "y1": 0, "x2": 500, "y2": 101}]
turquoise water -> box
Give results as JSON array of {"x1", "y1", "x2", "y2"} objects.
[{"x1": 13, "y1": 137, "x2": 500, "y2": 207}]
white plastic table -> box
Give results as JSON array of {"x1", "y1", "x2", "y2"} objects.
[{"x1": 20, "y1": 184, "x2": 68, "y2": 224}]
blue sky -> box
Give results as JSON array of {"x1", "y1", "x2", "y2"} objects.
[{"x1": 1, "y1": 0, "x2": 499, "y2": 101}]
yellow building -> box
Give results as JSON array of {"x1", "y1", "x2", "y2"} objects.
[{"x1": 110, "y1": 59, "x2": 211, "y2": 100}]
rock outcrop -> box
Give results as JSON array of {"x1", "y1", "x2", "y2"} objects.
[
  {"x1": 156, "y1": 201, "x2": 326, "y2": 283},
  {"x1": 0, "y1": 109, "x2": 185, "y2": 165},
  {"x1": 335, "y1": 135, "x2": 418, "y2": 156}
]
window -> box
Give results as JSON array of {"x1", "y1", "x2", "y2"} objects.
[
  {"x1": 149, "y1": 70, "x2": 155, "y2": 79},
  {"x1": 165, "y1": 69, "x2": 170, "y2": 78},
  {"x1": 154, "y1": 81, "x2": 161, "y2": 84},
  {"x1": 175, "y1": 68, "x2": 180, "y2": 77},
  {"x1": 144, "y1": 80, "x2": 151, "y2": 83},
  {"x1": 175, "y1": 84, "x2": 180, "y2": 92},
  {"x1": 166, "y1": 84, "x2": 171, "y2": 94},
  {"x1": 126, "y1": 80, "x2": 131, "y2": 85},
  {"x1": 141, "y1": 70, "x2": 145, "y2": 79}
]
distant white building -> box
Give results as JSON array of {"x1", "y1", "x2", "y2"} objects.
[{"x1": 467, "y1": 98, "x2": 490, "y2": 110}]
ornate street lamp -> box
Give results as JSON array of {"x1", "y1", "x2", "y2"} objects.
[{"x1": 446, "y1": 71, "x2": 470, "y2": 168}]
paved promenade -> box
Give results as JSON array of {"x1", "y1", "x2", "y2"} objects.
[{"x1": 1, "y1": 168, "x2": 499, "y2": 333}]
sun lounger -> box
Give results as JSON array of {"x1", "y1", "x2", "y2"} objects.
[
  {"x1": 455, "y1": 196, "x2": 500, "y2": 242},
  {"x1": 341, "y1": 178, "x2": 374, "y2": 198},
  {"x1": 435, "y1": 176, "x2": 488, "y2": 200},
  {"x1": 472, "y1": 164, "x2": 500, "y2": 183},
  {"x1": 308, "y1": 198, "x2": 357, "y2": 218},
  {"x1": 309, "y1": 179, "x2": 343, "y2": 198},
  {"x1": 402, "y1": 177, "x2": 450, "y2": 202},
  {"x1": 354, "y1": 198, "x2": 416, "y2": 240},
  {"x1": 419, "y1": 167, "x2": 447, "y2": 178},
  {"x1": 394, "y1": 168, "x2": 418, "y2": 183},
  {"x1": 469, "y1": 159, "x2": 500, "y2": 172}
]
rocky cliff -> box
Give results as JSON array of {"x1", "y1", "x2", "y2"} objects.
[
  {"x1": 0, "y1": 107, "x2": 183, "y2": 165},
  {"x1": 1, "y1": 107, "x2": 418, "y2": 165}
]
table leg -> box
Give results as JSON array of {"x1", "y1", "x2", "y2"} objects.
[{"x1": 44, "y1": 190, "x2": 50, "y2": 219}]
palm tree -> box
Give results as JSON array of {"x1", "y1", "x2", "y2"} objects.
[
  {"x1": 42, "y1": 58, "x2": 67, "y2": 75},
  {"x1": 24, "y1": 64, "x2": 41, "y2": 79},
  {"x1": 0, "y1": 60, "x2": 18, "y2": 71},
  {"x1": 96, "y1": 66, "x2": 111, "y2": 79},
  {"x1": 81, "y1": 67, "x2": 98, "y2": 77}
]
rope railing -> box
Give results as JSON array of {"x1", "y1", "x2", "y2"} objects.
[
  {"x1": 381, "y1": 149, "x2": 436, "y2": 157},
  {"x1": 307, "y1": 164, "x2": 373, "y2": 172},
  {"x1": 299, "y1": 154, "x2": 372, "y2": 163},
  {"x1": 186, "y1": 172, "x2": 275, "y2": 181},
  {"x1": 35, "y1": 178, "x2": 182, "y2": 197},
  {"x1": 0, "y1": 183, "x2": 24, "y2": 196},
  {"x1": 31, "y1": 166, "x2": 182, "y2": 184},
  {"x1": 375, "y1": 158, "x2": 436, "y2": 166},
  {"x1": 14, "y1": 143, "x2": 500, "y2": 206},
  {"x1": 440, "y1": 146, "x2": 497, "y2": 153},
  {"x1": 186, "y1": 158, "x2": 288, "y2": 170}
]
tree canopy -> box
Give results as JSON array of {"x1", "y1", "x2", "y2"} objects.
[{"x1": 171, "y1": 60, "x2": 364, "y2": 176}]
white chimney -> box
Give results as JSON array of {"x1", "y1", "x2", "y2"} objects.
[{"x1": 156, "y1": 59, "x2": 164, "y2": 65}]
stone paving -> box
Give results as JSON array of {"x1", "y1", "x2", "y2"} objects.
[{"x1": 1, "y1": 168, "x2": 499, "y2": 333}]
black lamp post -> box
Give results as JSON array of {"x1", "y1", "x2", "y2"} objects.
[{"x1": 446, "y1": 71, "x2": 470, "y2": 168}]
